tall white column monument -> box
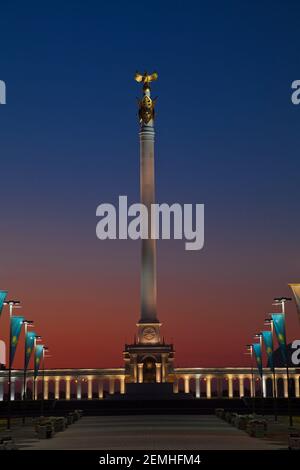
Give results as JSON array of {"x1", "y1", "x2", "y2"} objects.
[
  {"x1": 135, "y1": 71, "x2": 161, "y2": 345},
  {"x1": 123, "y1": 72, "x2": 175, "y2": 387}
]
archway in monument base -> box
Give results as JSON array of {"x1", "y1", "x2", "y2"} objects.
[
  {"x1": 277, "y1": 378, "x2": 284, "y2": 398},
  {"x1": 243, "y1": 378, "x2": 251, "y2": 397},
  {"x1": 266, "y1": 378, "x2": 273, "y2": 397},
  {"x1": 143, "y1": 357, "x2": 156, "y2": 383}
]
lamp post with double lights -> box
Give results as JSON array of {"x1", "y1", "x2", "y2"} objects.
[
  {"x1": 245, "y1": 344, "x2": 255, "y2": 414},
  {"x1": 254, "y1": 333, "x2": 264, "y2": 394},
  {"x1": 22, "y1": 320, "x2": 34, "y2": 401},
  {"x1": 40, "y1": 347, "x2": 50, "y2": 417},
  {"x1": 22, "y1": 320, "x2": 34, "y2": 425},
  {"x1": 273, "y1": 297, "x2": 292, "y2": 314},
  {"x1": 33, "y1": 335, "x2": 42, "y2": 401},
  {"x1": 4, "y1": 299, "x2": 21, "y2": 430},
  {"x1": 273, "y1": 296, "x2": 293, "y2": 427},
  {"x1": 264, "y1": 317, "x2": 277, "y2": 421},
  {"x1": 254, "y1": 333, "x2": 265, "y2": 416}
]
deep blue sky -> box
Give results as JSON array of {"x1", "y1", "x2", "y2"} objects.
[
  {"x1": 1, "y1": 1, "x2": 299, "y2": 219},
  {"x1": 0, "y1": 1, "x2": 300, "y2": 367}
]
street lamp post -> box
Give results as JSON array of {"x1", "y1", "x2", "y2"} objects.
[
  {"x1": 22, "y1": 320, "x2": 34, "y2": 425},
  {"x1": 246, "y1": 344, "x2": 255, "y2": 414},
  {"x1": 4, "y1": 300, "x2": 21, "y2": 431},
  {"x1": 41, "y1": 347, "x2": 49, "y2": 417},
  {"x1": 264, "y1": 318, "x2": 278, "y2": 421},
  {"x1": 22, "y1": 320, "x2": 34, "y2": 401},
  {"x1": 33, "y1": 335, "x2": 42, "y2": 401},
  {"x1": 254, "y1": 333, "x2": 264, "y2": 416},
  {"x1": 273, "y1": 297, "x2": 291, "y2": 315},
  {"x1": 273, "y1": 296, "x2": 293, "y2": 427}
]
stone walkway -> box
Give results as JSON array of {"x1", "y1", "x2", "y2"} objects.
[{"x1": 16, "y1": 415, "x2": 285, "y2": 450}]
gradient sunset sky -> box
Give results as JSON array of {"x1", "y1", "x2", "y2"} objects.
[{"x1": 0, "y1": 1, "x2": 300, "y2": 370}]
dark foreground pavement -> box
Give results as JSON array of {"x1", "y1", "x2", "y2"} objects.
[{"x1": 15, "y1": 415, "x2": 285, "y2": 450}]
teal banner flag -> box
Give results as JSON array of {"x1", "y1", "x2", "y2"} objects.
[
  {"x1": 261, "y1": 330, "x2": 274, "y2": 371},
  {"x1": 34, "y1": 345, "x2": 43, "y2": 378},
  {"x1": 0, "y1": 291, "x2": 7, "y2": 316},
  {"x1": 25, "y1": 331, "x2": 36, "y2": 370},
  {"x1": 271, "y1": 313, "x2": 287, "y2": 363},
  {"x1": 253, "y1": 343, "x2": 263, "y2": 377},
  {"x1": 10, "y1": 316, "x2": 24, "y2": 366}
]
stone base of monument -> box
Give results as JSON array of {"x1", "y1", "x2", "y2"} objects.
[{"x1": 107, "y1": 383, "x2": 193, "y2": 400}]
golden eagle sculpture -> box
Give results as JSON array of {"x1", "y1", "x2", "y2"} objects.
[
  {"x1": 134, "y1": 71, "x2": 158, "y2": 125},
  {"x1": 134, "y1": 71, "x2": 158, "y2": 86}
]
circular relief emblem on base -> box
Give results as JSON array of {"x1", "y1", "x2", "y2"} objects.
[{"x1": 142, "y1": 327, "x2": 156, "y2": 341}]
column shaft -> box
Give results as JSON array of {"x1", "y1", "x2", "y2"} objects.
[
  {"x1": 66, "y1": 379, "x2": 71, "y2": 400},
  {"x1": 161, "y1": 356, "x2": 166, "y2": 383},
  {"x1": 44, "y1": 379, "x2": 49, "y2": 400},
  {"x1": 120, "y1": 377, "x2": 125, "y2": 394},
  {"x1": 109, "y1": 378, "x2": 115, "y2": 395},
  {"x1": 140, "y1": 125, "x2": 157, "y2": 322},
  {"x1": 22, "y1": 377, "x2": 27, "y2": 399},
  {"x1": 295, "y1": 377, "x2": 300, "y2": 398},
  {"x1": 283, "y1": 377, "x2": 288, "y2": 398},
  {"x1": 250, "y1": 376, "x2": 254, "y2": 397},
  {"x1": 0, "y1": 380, "x2": 3, "y2": 401},
  {"x1": 88, "y1": 378, "x2": 93, "y2": 399},
  {"x1": 195, "y1": 376, "x2": 200, "y2": 398},
  {"x1": 10, "y1": 380, "x2": 15, "y2": 401},
  {"x1": 239, "y1": 377, "x2": 244, "y2": 397},
  {"x1": 206, "y1": 377, "x2": 212, "y2": 399},
  {"x1": 273, "y1": 375, "x2": 278, "y2": 397},
  {"x1": 34, "y1": 379, "x2": 38, "y2": 400},
  {"x1": 138, "y1": 364, "x2": 143, "y2": 384},
  {"x1": 133, "y1": 356, "x2": 138, "y2": 383},
  {"x1": 98, "y1": 380, "x2": 103, "y2": 399},
  {"x1": 228, "y1": 377, "x2": 233, "y2": 398},
  {"x1": 155, "y1": 363, "x2": 161, "y2": 383},
  {"x1": 55, "y1": 379, "x2": 60, "y2": 399},
  {"x1": 184, "y1": 376, "x2": 190, "y2": 394},
  {"x1": 262, "y1": 376, "x2": 267, "y2": 398},
  {"x1": 77, "y1": 380, "x2": 82, "y2": 400}
]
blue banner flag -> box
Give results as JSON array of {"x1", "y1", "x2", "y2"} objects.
[
  {"x1": 34, "y1": 345, "x2": 43, "y2": 378},
  {"x1": 271, "y1": 313, "x2": 287, "y2": 363},
  {"x1": 261, "y1": 330, "x2": 274, "y2": 371},
  {"x1": 0, "y1": 291, "x2": 7, "y2": 315},
  {"x1": 25, "y1": 331, "x2": 36, "y2": 370},
  {"x1": 252, "y1": 343, "x2": 263, "y2": 377},
  {"x1": 10, "y1": 316, "x2": 24, "y2": 365}
]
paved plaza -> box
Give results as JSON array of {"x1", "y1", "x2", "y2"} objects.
[{"x1": 16, "y1": 415, "x2": 285, "y2": 450}]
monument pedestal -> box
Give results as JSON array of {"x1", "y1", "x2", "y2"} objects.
[
  {"x1": 107, "y1": 382, "x2": 193, "y2": 400},
  {"x1": 125, "y1": 383, "x2": 174, "y2": 400},
  {"x1": 123, "y1": 342, "x2": 175, "y2": 384}
]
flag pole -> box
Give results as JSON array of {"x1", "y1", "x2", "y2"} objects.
[
  {"x1": 22, "y1": 321, "x2": 34, "y2": 425},
  {"x1": 274, "y1": 297, "x2": 293, "y2": 428},
  {"x1": 5, "y1": 300, "x2": 21, "y2": 431},
  {"x1": 7, "y1": 303, "x2": 13, "y2": 430},
  {"x1": 263, "y1": 320, "x2": 278, "y2": 422},
  {"x1": 251, "y1": 348, "x2": 255, "y2": 414},
  {"x1": 40, "y1": 347, "x2": 49, "y2": 417},
  {"x1": 246, "y1": 345, "x2": 255, "y2": 415},
  {"x1": 254, "y1": 334, "x2": 264, "y2": 416},
  {"x1": 33, "y1": 335, "x2": 42, "y2": 402}
]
